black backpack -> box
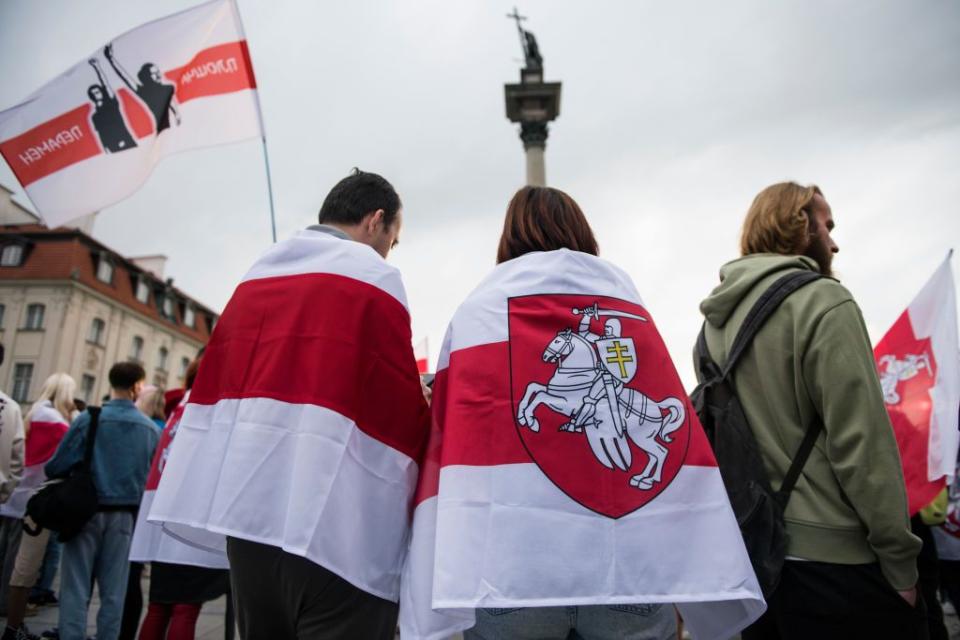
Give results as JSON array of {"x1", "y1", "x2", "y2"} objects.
[
  {"x1": 690, "y1": 271, "x2": 822, "y2": 597},
  {"x1": 25, "y1": 406, "x2": 101, "y2": 542}
]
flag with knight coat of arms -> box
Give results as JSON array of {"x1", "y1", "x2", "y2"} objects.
[{"x1": 400, "y1": 249, "x2": 765, "y2": 640}]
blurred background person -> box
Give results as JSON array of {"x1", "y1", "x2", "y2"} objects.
[
  {"x1": 0, "y1": 343, "x2": 25, "y2": 620},
  {"x1": 2, "y1": 373, "x2": 76, "y2": 640}
]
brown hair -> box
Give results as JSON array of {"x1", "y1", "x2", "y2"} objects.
[
  {"x1": 496, "y1": 187, "x2": 599, "y2": 264},
  {"x1": 740, "y1": 182, "x2": 822, "y2": 256}
]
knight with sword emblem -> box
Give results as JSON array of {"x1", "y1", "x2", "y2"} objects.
[{"x1": 567, "y1": 304, "x2": 647, "y2": 472}]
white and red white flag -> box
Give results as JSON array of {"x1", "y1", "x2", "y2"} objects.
[
  {"x1": 400, "y1": 250, "x2": 765, "y2": 640},
  {"x1": 148, "y1": 229, "x2": 430, "y2": 601},
  {"x1": 0, "y1": 0, "x2": 261, "y2": 228},
  {"x1": 414, "y1": 337, "x2": 430, "y2": 374},
  {"x1": 0, "y1": 400, "x2": 68, "y2": 520},
  {"x1": 129, "y1": 391, "x2": 228, "y2": 569},
  {"x1": 874, "y1": 254, "x2": 960, "y2": 515}
]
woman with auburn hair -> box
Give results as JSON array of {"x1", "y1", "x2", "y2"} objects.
[
  {"x1": 2, "y1": 373, "x2": 76, "y2": 640},
  {"x1": 496, "y1": 186, "x2": 599, "y2": 263},
  {"x1": 404, "y1": 186, "x2": 684, "y2": 640}
]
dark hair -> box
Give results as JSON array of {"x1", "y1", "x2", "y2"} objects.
[
  {"x1": 317, "y1": 168, "x2": 401, "y2": 227},
  {"x1": 109, "y1": 361, "x2": 146, "y2": 390},
  {"x1": 87, "y1": 85, "x2": 103, "y2": 101},
  {"x1": 138, "y1": 63, "x2": 159, "y2": 85},
  {"x1": 496, "y1": 186, "x2": 599, "y2": 263}
]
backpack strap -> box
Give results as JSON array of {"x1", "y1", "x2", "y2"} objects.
[
  {"x1": 705, "y1": 269, "x2": 824, "y2": 501},
  {"x1": 721, "y1": 270, "x2": 823, "y2": 379},
  {"x1": 777, "y1": 414, "x2": 822, "y2": 503},
  {"x1": 81, "y1": 407, "x2": 101, "y2": 471}
]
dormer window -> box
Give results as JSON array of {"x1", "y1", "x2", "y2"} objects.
[
  {"x1": 184, "y1": 305, "x2": 195, "y2": 328},
  {"x1": 162, "y1": 295, "x2": 174, "y2": 319},
  {"x1": 135, "y1": 278, "x2": 150, "y2": 304},
  {"x1": 0, "y1": 244, "x2": 23, "y2": 267},
  {"x1": 96, "y1": 255, "x2": 114, "y2": 284}
]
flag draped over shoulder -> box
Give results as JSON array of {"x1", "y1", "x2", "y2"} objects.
[
  {"x1": 0, "y1": 401, "x2": 68, "y2": 520},
  {"x1": 400, "y1": 249, "x2": 765, "y2": 640},
  {"x1": 0, "y1": 0, "x2": 261, "y2": 228},
  {"x1": 148, "y1": 229, "x2": 430, "y2": 601},
  {"x1": 874, "y1": 255, "x2": 960, "y2": 515},
  {"x1": 129, "y1": 391, "x2": 228, "y2": 569}
]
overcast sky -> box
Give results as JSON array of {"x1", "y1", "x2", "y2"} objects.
[{"x1": 1, "y1": 0, "x2": 958, "y2": 387}]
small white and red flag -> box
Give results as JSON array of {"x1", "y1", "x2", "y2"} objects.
[
  {"x1": 399, "y1": 250, "x2": 765, "y2": 640},
  {"x1": 874, "y1": 253, "x2": 960, "y2": 515},
  {"x1": 148, "y1": 229, "x2": 430, "y2": 601},
  {"x1": 0, "y1": 0, "x2": 261, "y2": 228},
  {"x1": 414, "y1": 337, "x2": 429, "y2": 374},
  {"x1": 0, "y1": 401, "x2": 68, "y2": 520},
  {"x1": 129, "y1": 391, "x2": 228, "y2": 569}
]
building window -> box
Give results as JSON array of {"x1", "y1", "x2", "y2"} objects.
[
  {"x1": 81, "y1": 374, "x2": 96, "y2": 403},
  {"x1": 0, "y1": 245, "x2": 23, "y2": 267},
  {"x1": 11, "y1": 363, "x2": 33, "y2": 403},
  {"x1": 157, "y1": 346, "x2": 169, "y2": 371},
  {"x1": 179, "y1": 356, "x2": 191, "y2": 378},
  {"x1": 183, "y1": 305, "x2": 195, "y2": 328},
  {"x1": 24, "y1": 304, "x2": 45, "y2": 330},
  {"x1": 0, "y1": 303, "x2": 5, "y2": 328},
  {"x1": 161, "y1": 296, "x2": 174, "y2": 319},
  {"x1": 96, "y1": 257, "x2": 114, "y2": 284},
  {"x1": 130, "y1": 336, "x2": 144, "y2": 362},
  {"x1": 88, "y1": 318, "x2": 106, "y2": 345},
  {"x1": 135, "y1": 278, "x2": 150, "y2": 304}
]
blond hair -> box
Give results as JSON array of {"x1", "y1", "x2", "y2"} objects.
[
  {"x1": 136, "y1": 385, "x2": 166, "y2": 421},
  {"x1": 25, "y1": 373, "x2": 76, "y2": 432},
  {"x1": 740, "y1": 182, "x2": 822, "y2": 256}
]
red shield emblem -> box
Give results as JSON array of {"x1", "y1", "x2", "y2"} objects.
[{"x1": 508, "y1": 294, "x2": 690, "y2": 518}]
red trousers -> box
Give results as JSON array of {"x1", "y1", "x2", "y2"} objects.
[{"x1": 138, "y1": 602, "x2": 202, "y2": 640}]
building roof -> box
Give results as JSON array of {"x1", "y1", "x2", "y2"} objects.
[{"x1": 0, "y1": 223, "x2": 217, "y2": 343}]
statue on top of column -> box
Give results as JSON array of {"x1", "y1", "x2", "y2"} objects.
[{"x1": 508, "y1": 7, "x2": 544, "y2": 71}]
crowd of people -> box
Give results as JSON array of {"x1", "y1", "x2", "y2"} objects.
[
  {"x1": 0, "y1": 353, "x2": 228, "y2": 640},
  {"x1": 0, "y1": 171, "x2": 955, "y2": 640}
]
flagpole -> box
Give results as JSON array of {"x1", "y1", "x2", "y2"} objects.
[
  {"x1": 231, "y1": 0, "x2": 276, "y2": 243},
  {"x1": 260, "y1": 136, "x2": 277, "y2": 243}
]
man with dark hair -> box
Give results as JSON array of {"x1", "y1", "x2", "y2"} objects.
[
  {"x1": 149, "y1": 169, "x2": 429, "y2": 640},
  {"x1": 316, "y1": 168, "x2": 403, "y2": 257},
  {"x1": 697, "y1": 182, "x2": 923, "y2": 638},
  {"x1": 46, "y1": 361, "x2": 159, "y2": 640}
]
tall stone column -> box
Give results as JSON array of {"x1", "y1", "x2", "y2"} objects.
[{"x1": 521, "y1": 123, "x2": 548, "y2": 186}]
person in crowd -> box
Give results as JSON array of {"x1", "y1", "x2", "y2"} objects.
[
  {"x1": 147, "y1": 169, "x2": 430, "y2": 640},
  {"x1": 133, "y1": 353, "x2": 230, "y2": 640},
  {"x1": 46, "y1": 363, "x2": 159, "y2": 640},
  {"x1": 0, "y1": 344, "x2": 25, "y2": 619},
  {"x1": 119, "y1": 386, "x2": 166, "y2": 639},
  {"x1": 454, "y1": 186, "x2": 677, "y2": 640},
  {"x1": 697, "y1": 182, "x2": 923, "y2": 638},
  {"x1": 913, "y1": 492, "x2": 949, "y2": 640},
  {"x1": 2, "y1": 373, "x2": 76, "y2": 640},
  {"x1": 135, "y1": 386, "x2": 166, "y2": 431}
]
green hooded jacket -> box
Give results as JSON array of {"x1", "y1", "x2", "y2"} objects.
[{"x1": 698, "y1": 253, "x2": 920, "y2": 590}]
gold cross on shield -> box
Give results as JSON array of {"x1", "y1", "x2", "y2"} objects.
[{"x1": 605, "y1": 340, "x2": 634, "y2": 378}]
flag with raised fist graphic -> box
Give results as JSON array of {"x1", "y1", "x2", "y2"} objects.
[{"x1": 0, "y1": 0, "x2": 261, "y2": 227}]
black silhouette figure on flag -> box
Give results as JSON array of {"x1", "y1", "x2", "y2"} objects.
[
  {"x1": 104, "y1": 43, "x2": 180, "y2": 134},
  {"x1": 87, "y1": 59, "x2": 137, "y2": 153}
]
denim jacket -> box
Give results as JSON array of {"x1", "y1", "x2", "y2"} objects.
[{"x1": 45, "y1": 399, "x2": 159, "y2": 507}]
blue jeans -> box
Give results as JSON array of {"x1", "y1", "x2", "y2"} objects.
[
  {"x1": 33, "y1": 532, "x2": 62, "y2": 592},
  {"x1": 465, "y1": 604, "x2": 677, "y2": 640},
  {"x1": 58, "y1": 511, "x2": 135, "y2": 640}
]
